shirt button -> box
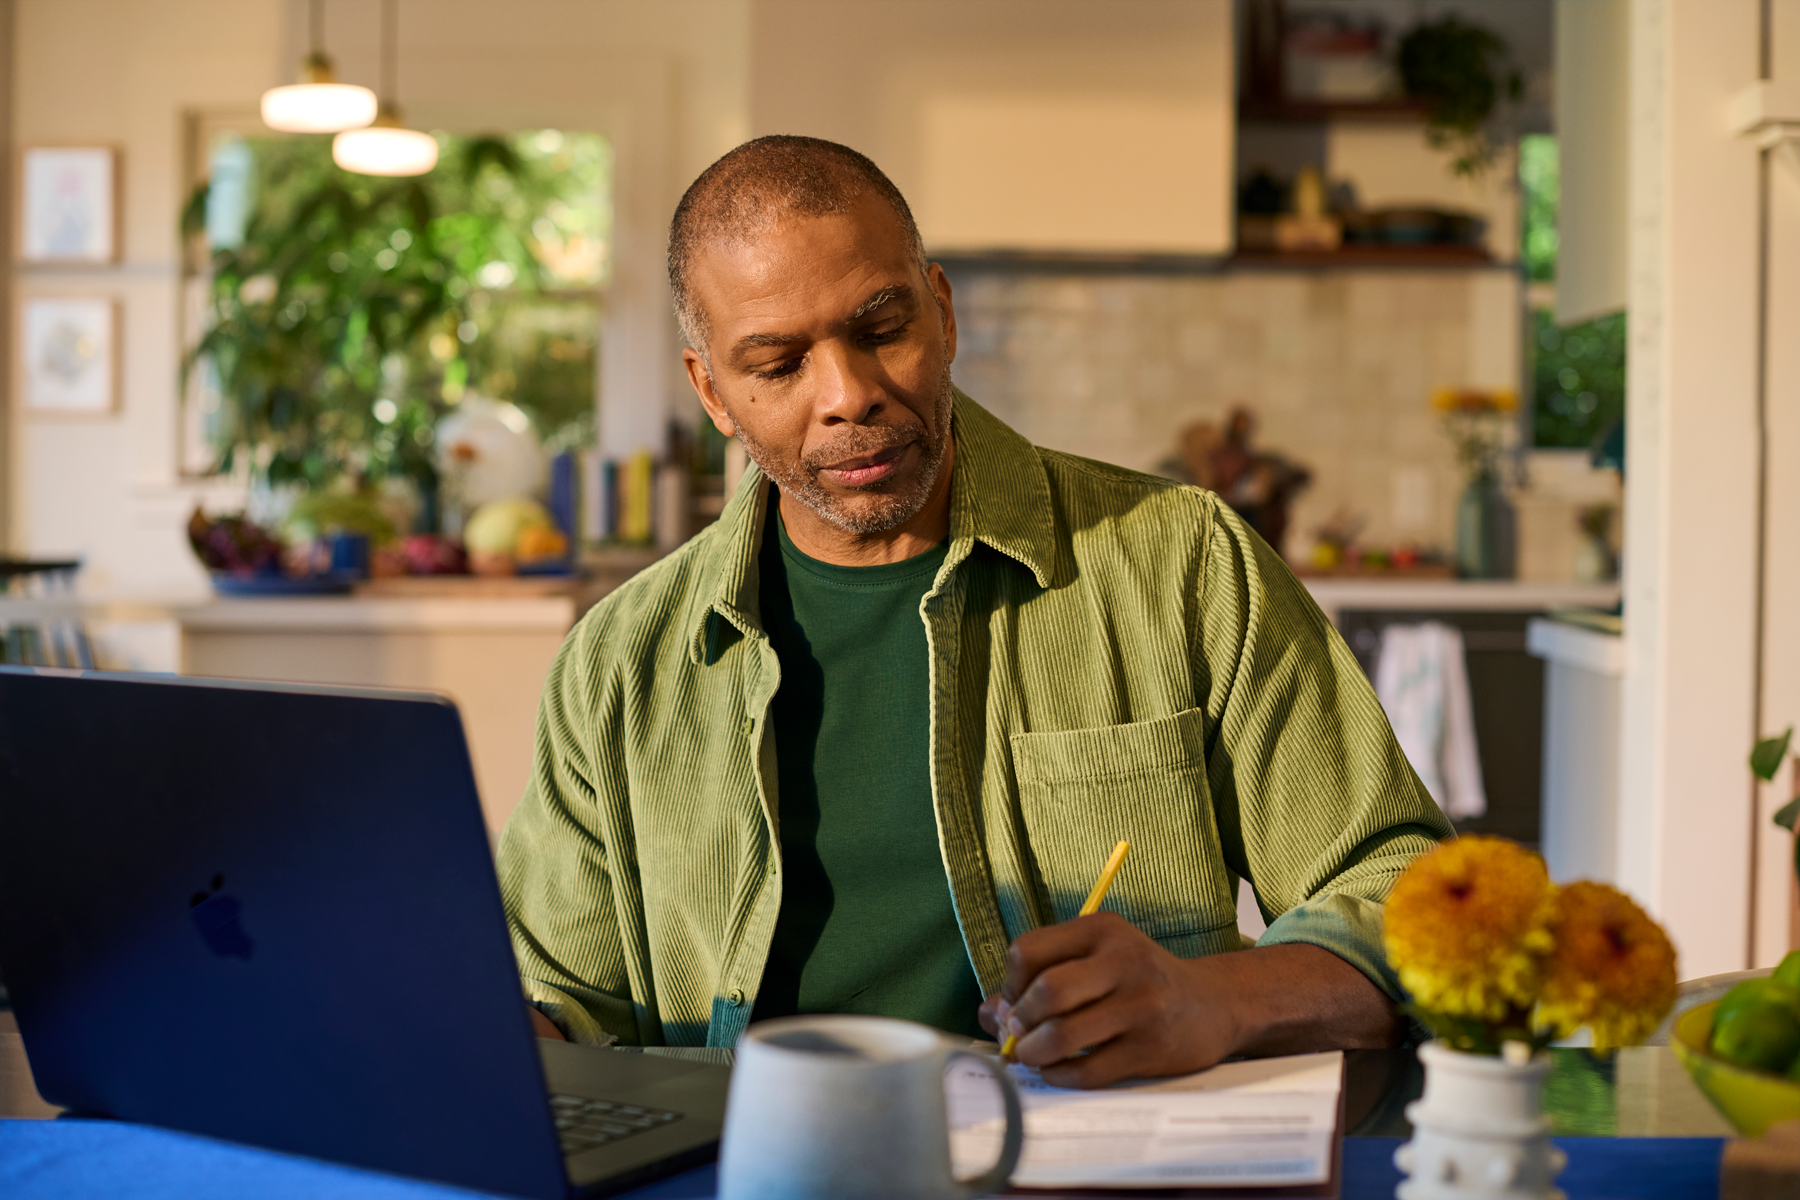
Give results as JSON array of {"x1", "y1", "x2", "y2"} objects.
[{"x1": 727, "y1": 988, "x2": 745, "y2": 1006}]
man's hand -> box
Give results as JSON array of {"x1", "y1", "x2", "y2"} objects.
[
  {"x1": 977, "y1": 912, "x2": 1403, "y2": 1088},
  {"x1": 529, "y1": 1006, "x2": 567, "y2": 1041}
]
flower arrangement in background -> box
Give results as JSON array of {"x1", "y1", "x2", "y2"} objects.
[
  {"x1": 1434, "y1": 387, "x2": 1520, "y2": 578},
  {"x1": 1432, "y1": 386, "x2": 1518, "y2": 484},
  {"x1": 1384, "y1": 835, "x2": 1678, "y2": 1054}
]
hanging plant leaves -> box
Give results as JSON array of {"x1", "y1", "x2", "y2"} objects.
[{"x1": 1396, "y1": 17, "x2": 1522, "y2": 178}]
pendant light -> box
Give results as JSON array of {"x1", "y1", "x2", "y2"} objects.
[
  {"x1": 332, "y1": 0, "x2": 438, "y2": 177},
  {"x1": 261, "y1": 0, "x2": 378, "y2": 133}
]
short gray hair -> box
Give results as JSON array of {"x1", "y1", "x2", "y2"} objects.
[{"x1": 667, "y1": 135, "x2": 930, "y2": 365}]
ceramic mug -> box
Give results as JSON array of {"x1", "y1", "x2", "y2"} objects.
[{"x1": 717, "y1": 1014, "x2": 1024, "y2": 1200}]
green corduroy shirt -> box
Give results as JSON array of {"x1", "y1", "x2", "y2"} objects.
[{"x1": 498, "y1": 391, "x2": 1453, "y2": 1048}]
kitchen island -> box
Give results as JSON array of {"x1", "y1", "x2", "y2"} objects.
[
  {"x1": 3, "y1": 592, "x2": 574, "y2": 839},
  {"x1": 9, "y1": 577, "x2": 1620, "y2": 848},
  {"x1": 175, "y1": 595, "x2": 576, "y2": 838},
  {"x1": 1305, "y1": 578, "x2": 1620, "y2": 850}
]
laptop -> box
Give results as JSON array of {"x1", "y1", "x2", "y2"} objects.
[{"x1": 0, "y1": 667, "x2": 729, "y2": 1199}]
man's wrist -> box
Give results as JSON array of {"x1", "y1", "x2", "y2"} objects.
[
  {"x1": 1182, "y1": 945, "x2": 1258, "y2": 1058},
  {"x1": 1183, "y1": 942, "x2": 1401, "y2": 1059}
]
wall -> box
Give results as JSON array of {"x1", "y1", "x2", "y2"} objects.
[
  {"x1": 14, "y1": 0, "x2": 1531, "y2": 594},
  {"x1": 949, "y1": 265, "x2": 1518, "y2": 558},
  {"x1": 1753, "y1": 0, "x2": 1800, "y2": 962},
  {"x1": 12, "y1": 0, "x2": 285, "y2": 593},
  {"x1": 1617, "y1": 0, "x2": 1765, "y2": 977},
  {"x1": 10, "y1": 0, "x2": 751, "y2": 595},
  {"x1": 750, "y1": 0, "x2": 1235, "y2": 255}
]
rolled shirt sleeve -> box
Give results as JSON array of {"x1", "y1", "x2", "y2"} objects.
[{"x1": 1196, "y1": 502, "x2": 1453, "y2": 1001}]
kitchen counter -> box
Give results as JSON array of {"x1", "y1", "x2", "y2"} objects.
[
  {"x1": 1301, "y1": 578, "x2": 1621, "y2": 624},
  {"x1": 180, "y1": 597, "x2": 572, "y2": 837},
  {"x1": 0, "y1": 593, "x2": 578, "y2": 838},
  {"x1": 1527, "y1": 613, "x2": 1626, "y2": 675},
  {"x1": 4, "y1": 578, "x2": 1620, "y2": 839},
  {"x1": 170, "y1": 594, "x2": 575, "y2": 632},
  {"x1": 1310, "y1": 581, "x2": 1620, "y2": 853}
]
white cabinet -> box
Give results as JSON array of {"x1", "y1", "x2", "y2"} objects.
[{"x1": 1527, "y1": 617, "x2": 1624, "y2": 885}]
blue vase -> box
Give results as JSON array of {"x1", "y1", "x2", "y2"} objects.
[{"x1": 1455, "y1": 474, "x2": 1516, "y2": 579}]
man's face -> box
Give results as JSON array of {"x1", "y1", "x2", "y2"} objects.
[{"x1": 682, "y1": 194, "x2": 958, "y2": 536}]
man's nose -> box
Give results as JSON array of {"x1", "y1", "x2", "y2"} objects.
[{"x1": 810, "y1": 339, "x2": 885, "y2": 425}]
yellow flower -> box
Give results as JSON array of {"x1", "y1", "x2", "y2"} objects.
[
  {"x1": 1383, "y1": 836, "x2": 1556, "y2": 1021},
  {"x1": 1431, "y1": 386, "x2": 1517, "y2": 415},
  {"x1": 1535, "y1": 881, "x2": 1678, "y2": 1052}
]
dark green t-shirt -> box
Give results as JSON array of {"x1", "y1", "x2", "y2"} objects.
[{"x1": 752, "y1": 502, "x2": 986, "y2": 1037}]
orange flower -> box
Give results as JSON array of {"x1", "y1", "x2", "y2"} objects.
[
  {"x1": 1535, "y1": 881, "x2": 1678, "y2": 1052},
  {"x1": 1384, "y1": 836, "x2": 1557, "y2": 1021}
]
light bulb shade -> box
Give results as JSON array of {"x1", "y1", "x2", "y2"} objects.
[
  {"x1": 332, "y1": 125, "x2": 439, "y2": 176},
  {"x1": 261, "y1": 82, "x2": 378, "y2": 133}
]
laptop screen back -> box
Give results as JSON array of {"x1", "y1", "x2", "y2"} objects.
[{"x1": 0, "y1": 669, "x2": 568, "y2": 1199}]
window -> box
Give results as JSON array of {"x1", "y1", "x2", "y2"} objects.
[
  {"x1": 1519, "y1": 133, "x2": 1625, "y2": 450},
  {"x1": 181, "y1": 126, "x2": 610, "y2": 507}
]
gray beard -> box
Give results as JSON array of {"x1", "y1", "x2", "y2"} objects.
[{"x1": 732, "y1": 367, "x2": 954, "y2": 536}]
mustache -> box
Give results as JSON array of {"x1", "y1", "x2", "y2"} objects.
[{"x1": 802, "y1": 420, "x2": 924, "y2": 472}]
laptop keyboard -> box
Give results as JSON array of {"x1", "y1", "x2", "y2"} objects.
[{"x1": 550, "y1": 1093, "x2": 684, "y2": 1156}]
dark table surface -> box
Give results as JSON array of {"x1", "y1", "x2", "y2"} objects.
[{"x1": 1, "y1": 1010, "x2": 1736, "y2": 1199}]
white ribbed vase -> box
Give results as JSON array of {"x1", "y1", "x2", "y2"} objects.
[{"x1": 1394, "y1": 1042, "x2": 1566, "y2": 1200}]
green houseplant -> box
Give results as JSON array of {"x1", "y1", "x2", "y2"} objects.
[{"x1": 180, "y1": 131, "x2": 605, "y2": 525}]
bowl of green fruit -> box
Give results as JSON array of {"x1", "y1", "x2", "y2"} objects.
[{"x1": 1672, "y1": 952, "x2": 1800, "y2": 1136}]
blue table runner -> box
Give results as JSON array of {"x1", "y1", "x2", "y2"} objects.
[{"x1": 0, "y1": 1119, "x2": 1727, "y2": 1200}]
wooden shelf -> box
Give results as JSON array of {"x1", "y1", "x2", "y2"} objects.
[
  {"x1": 1231, "y1": 245, "x2": 1500, "y2": 269},
  {"x1": 1239, "y1": 97, "x2": 1429, "y2": 124}
]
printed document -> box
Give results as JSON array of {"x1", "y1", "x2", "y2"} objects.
[{"x1": 946, "y1": 1050, "x2": 1342, "y2": 1189}]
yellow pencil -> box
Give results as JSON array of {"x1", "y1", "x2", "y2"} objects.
[{"x1": 999, "y1": 839, "x2": 1131, "y2": 1060}]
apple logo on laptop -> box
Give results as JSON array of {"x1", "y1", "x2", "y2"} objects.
[{"x1": 189, "y1": 873, "x2": 254, "y2": 960}]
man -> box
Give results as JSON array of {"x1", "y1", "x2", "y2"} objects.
[{"x1": 499, "y1": 136, "x2": 1451, "y2": 1088}]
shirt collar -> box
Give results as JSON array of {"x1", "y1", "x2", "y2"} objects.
[{"x1": 684, "y1": 389, "x2": 1056, "y2": 665}]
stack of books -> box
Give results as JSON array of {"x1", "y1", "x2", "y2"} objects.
[{"x1": 575, "y1": 449, "x2": 659, "y2": 546}]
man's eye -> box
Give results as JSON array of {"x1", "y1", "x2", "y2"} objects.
[
  {"x1": 753, "y1": 356, "x2": 804, "y2": 380},
  {"x1": 861, "y1": 323, "x2": 909, "y2": 346}
]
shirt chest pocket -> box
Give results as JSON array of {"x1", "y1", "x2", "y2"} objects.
[{"x1": 1010, "y1": 708, "x2": 1237, "y2": 944}]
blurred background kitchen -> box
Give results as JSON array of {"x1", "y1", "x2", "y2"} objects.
[{"x1": 1, "y1": 0, "x2": 1796, "y2": 978}]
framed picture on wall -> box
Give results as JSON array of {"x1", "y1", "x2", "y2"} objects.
[
  {"x1": 20, "y1": 297, "x2": 118, "y2": 415},
  {"x1": 19, "y1": 146, "x2": 120, "y2": 264}
]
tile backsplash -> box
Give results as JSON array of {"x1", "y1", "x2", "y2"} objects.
[{"x1": 947, "y1": 266, "x2": 1524, "y2": 560}]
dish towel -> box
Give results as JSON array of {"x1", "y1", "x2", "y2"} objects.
[{"x1": 1373, "y1": 622, "x2": 1487, "y2": 820}]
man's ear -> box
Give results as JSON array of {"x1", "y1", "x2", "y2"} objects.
[
  {"x1": 683, "y1": 348, "x2": 736, "y2": 438},
  {"x1": 928, "y1": 262, "x2": 958, "y2": 365}
]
